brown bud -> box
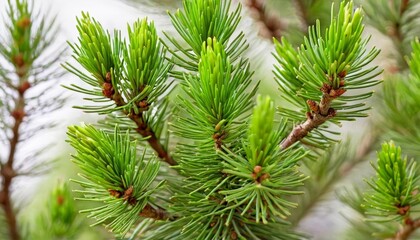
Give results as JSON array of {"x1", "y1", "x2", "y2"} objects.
[
  {"x1": 102, "y1": 82, "x2": 114, "y2": 98},
  {"x1": 138, "y1": 99, "x2": 149, "y2": 109},
  {"x1": 18, "y1": 81, "x2": 31, "y2": 95},
  {"x1": 108, "y1": 189, "x2": 122, "y2": 198},
  {"x1": 251, "y1": 173, "x2": 257, "y2": 180},
  {"x1": 11, "y1": 109, "x2": 25, "y2": 120},
  {"x1": 105, "y1": 72, "x2": 112, "y2": 82},
  {"x1": 231, "y1": 231, "x2": 238, "y2": 240},
  {"x1": 339, "y1": 80, "x2": 346, "y2": 87},
  {"x1": 17, "y1": 16, "x2": 31, "y2": 29},
  {"x1": 13, "y1": 53, "x2": 25, "y2": 67},
  {"x1": 253, "y1": 165, "x2": 262, "y2": 174},
  {"x1": 327, "y1": 108, "x2": 336, "y2": 118},
  {"x1": 306, "y1": 99, "x2": 319, "y2": 113},
  {"x1": 123, "y1": 186, "x2": 134, "y2": 200},
  {"x1": 329, "y1": 88, "x2": 346, "y2": 98},
  {"x1": 259, "y1": 173, "x2": 270, "y2": 182},
  {"x1": 306, "y1": 112, "x2": 313, "y2": 120},
  {"x1": 57, "y1": 195, "x2": 65, "y2": 205},
  {"x1": 320, "y1": 83, "x2": 331, "y2": 94},
  {"x1": 405, "y1": 217, "x2": 414, "y2": 225},
  {"x1": 210, "y1": 222, "x2": 216, "y2": 227},
  {"x1": 397, "y1": 205, "x2": 410, "y2": 216},
  {"x1": 338, "y1": 70, "x2": 347, "y2": 78}
]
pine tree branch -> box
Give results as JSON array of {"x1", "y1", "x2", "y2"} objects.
[
  {"x1": 130, "y1": 112, "x2": 176, "y2": 166},
  {"x1": 280, "y1": 87, "x2": 341, "y2": 150},
  {"x1": 390, "y1": 218, "x2": 420, "y2": 240},
  {"x1": 294, "y1": 0, "x2": 309, "y2": 31},
  {"x1": 107, "y1": 86, "x2": 176, "y2": 166},
  {"x1": 244, "y1": 0, "x2": 285, "y2": 41},
  {"x1": 139, "y1": 204, "x2": 172, "y2": 220},
  {"x1": 0, "y1": 78, "x2": 29, "y2": 240}
]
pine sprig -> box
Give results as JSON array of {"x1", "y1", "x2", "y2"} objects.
[
  {"x1": 165, "y1": 0, "x2": 246, "y2": 76},
  {"x1": 274, "y1": 1, "x2": 381, "y2": 150},
  {"x1": 363, "y1": 142, "x2": 420, "y2": 222},
  {"x1": 219, "y1": 96, "x2": 307, "y2": 224},
  {"x1": 121, "y1": 19, "x2": 172, "y2": 114},
  {"x1": 64, "y1": 14, "x2": 175, "y2": 165},
  {"x1": 361, "y1": 0, "x2": 420, "y2": 68},
  {"x1": 67, "y1": 124, "x2": 167, "y2": 236},
  {"x1": 380, "y1": 39, "x2": 420, "y2": 157},
  {"x1": 63, "y1": 12, "x2": 122, "y2": 114},
  {"x1": 0, "y1": 0, "x2": 66, "y2": 238},
  {"x1": 172, "y1": 38, "x2": 256, "y2": 146}
]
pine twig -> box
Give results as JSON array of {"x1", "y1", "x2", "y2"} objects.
[
  {"x1": 130, "y1": 112, "x2": 176, "y2": 166},
  {"x1": 390, "y1": 218, "x2": 420, "y2": 240},
  {"x1": 139, "y1": 204, "x2": 171, "y2": 220},
  {"x1": 105, "y1": 81, "x2": 176, "y2": 166},
  {"x1": 0, "y1": 76, "x2": 30, "y2": 240},
  {"x1": 244, "y1": 0, "x2": 285, "y2": 41},
  {"x1": 280, "y1": 82, "x2": 345, "y2": 150},
  {"x1": 294, "y1": 0, "x2": 309, "y2": 31}
]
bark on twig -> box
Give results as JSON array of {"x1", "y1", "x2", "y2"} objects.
[
  {"x1": 390, "y1": 218, "x2": 420, "y2": 240},
  {"x1": 139, "y1": 203, "x2": 172, "y2": 220},
  {"x1": 244, "y1": 0, "x2": 285, "y2": 41},
  {"x1": 104, "y1": 78, "x2": 176, "y2": 166},
  {"x1": 0, "y1": 80, "x2": 28, "y2": 240}
]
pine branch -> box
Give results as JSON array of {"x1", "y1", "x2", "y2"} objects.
[
  {"x1": 64, "y1": 15, "x2": 175, "y2": 166},
  {"x1": 244, "y1": 0, "x2": 285, "y2": 41},
  {"x1": 0, "y1": 0, "x2": 64, "y2": 238},
  {"x1": 392, "y1": 218, "x2": 420, "y2": 240},
  {"x1": 280, "y1": 96, "x2": 337, "y2": 150},
  {"x1": 107, "y1": 88, "x2": 176, "y2": 165},
  {"x1": 0, "y1": 80, "x2": 24, "y2": 240},
  {"x1": 274, "y1": 1, "x2": 381, "y2": 151},
  {"x1": 67, "y1": 124, "x2": 169, "y2": 235},
  {"x1": 362, "y1": 0, "x2": 420, "y2": 71},
  {"x1": 294, "y1": 0, "x2": 310, "y2": 31}
]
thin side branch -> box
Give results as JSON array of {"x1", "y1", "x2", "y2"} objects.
[
  {"x1": 104, "y1": 78, "x2": 176, "y2": 166},
  {"x1": 244, "y1": 0, "x2": 285, "y2": 41},
  {"x1": 280, "y1": 96, "x2": 336, "y2": 150},
  {"x1": 294, "y1": 0, "x2": 309, "y2": 31},
  {"x1": 281, "y1": 73, "x2": 346, "y2": 150},
  {"x1": 0, "y1": 80, "x2": 29, "y2": 240},
  {"x1": 139, "y1": 203, "x2": 172, "y2": 220},
  {"x1": 391, "y1": 218, "x2": 420, "y2": 240}
]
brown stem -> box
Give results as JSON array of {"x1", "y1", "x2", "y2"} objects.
[
  {"x1": 281, "y1": 95, "x2": 336, "y2": 150},
  {"x1": 139, "y1": 203, "x2": 171, "y2": 220},
  {"x1": 0, "y1": 82, "x2": 27, "y2": 240},
  {"x1": 294, "y1": 0, "x2": 309, "y2": 31},
  {"x1": 400, "y1": 0, "x2": 410, "y2": 16},
  {"x1": 391, "y1": 218, "x2": 420, "y2": 240},
  {"x1": 130, "y1": 112, "x2": 176, "y2": 166},
  {"x1": 387, "y1": 0, "x2": 410, "y2": 71},
  {"x1": 244, "y1": 0, "x2": 285, "y2": 41},
  {"x1": 108, "y1": 87, "x2": 176, "y2": 166}
]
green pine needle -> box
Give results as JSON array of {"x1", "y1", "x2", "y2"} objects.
[
  {"x1": 363, "y1": 141, "x2": 420, "y2": 222},
  {"x1": 67, "y1": 124, "x2": 163, "y2": 235},
  {"x1": 273, "y1": 1, "x2": 382, "y2": 149}
]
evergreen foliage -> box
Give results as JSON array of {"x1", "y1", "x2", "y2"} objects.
[
  {"x1": 0, "y1": 0, "x2": 65, "y2": 239},
  {"x1": 67, "y1": 125, "x2": 164, "y2": 235},
  {"x1": 273, "y1": 1, "x2": 381, "y2": 150},
  {"x1": 379, "y1": 39, "x2": 420, "y2": 157},
  {"x1": 360, "y1": 0, "x2": 420, "y2": 67},
  {"x1": 62, "y1": 0, "x2": 387, "y2": 239},
  {"x1": 2, "y1": 0, "x2": 420, "y2": 239},
  {"x1": 363, "y1": 142, "x2": 420, "y2": 222}
]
